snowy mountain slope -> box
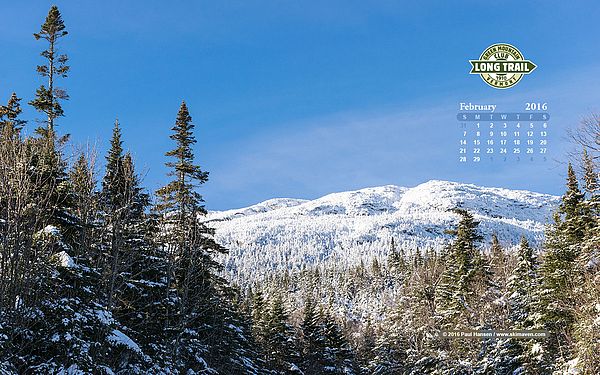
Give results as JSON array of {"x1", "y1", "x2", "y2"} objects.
[{"x1": 206, "y1": 180, "x2": 560, "y2": 282}]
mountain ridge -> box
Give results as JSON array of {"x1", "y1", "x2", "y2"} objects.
[{"x1": 206, "y1": 180, "x2": 561, "y2": 283}]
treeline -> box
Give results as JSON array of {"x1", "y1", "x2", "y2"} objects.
[
  {"x1": 0, "y1": 5, "x2": 599, "y2": 375},
  {"x1": 0, "y1": 6, "x2": 262, "y2": 374}
]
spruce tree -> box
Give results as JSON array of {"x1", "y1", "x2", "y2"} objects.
[
  {"x1": 26, "y1": 5, "x2": 76, "y2": 248},
  {"x1": 582, "y1": 148, "x2": 599, "y2": 216},
  {"x1": 69, "y1": 152, "x2": 98, "y2": 258},
  {"x1": 561, "y1": 163, "x2": 594, "y2": 241},
  {"x1": 571, "y1": 151, "x2": 600, "y2": 373},
  {"x1": 0, "y1": 92, "x2": 26, "y2": 135},
  {"x1": 489, "y1": 233, "x2": 505, "y2": 277},
  {"x1": 320, "y1": 307, "x2": 356, "y2": 374},
  {"x1": 535, "y1": 164, "x2": 591, "y2": 369},
  {"x1": 29, "y1": 5, "x2": 69, "y2": 131},
  {"x1": 301, "y1": 294, "x2": 325, "y2": 373},
  {"x1": 436, "y1": 209, "x2": 483, "y2": 326},
  {"x1": 251, "y1": 289, "x2": 267, "y2": 343},
  {"x1": 491, "y1": 236, "x2": 541, "y2": 375},
  {"x1": 96, "y1": 122, "x2": 167, "y2": 370},
  {"x1": 154, "y1": 101, "x2": 240, "y2": 372},
  {"x1": 99, "y1": 119, "x2": 127, "y2": 309},
  {"x1": 263, "y1": 294, "x2": 301, "y2": 373},
  {"x1": 507, "y1": 236, "x2": 538, "y2": 327},
  {"x1": 387, "y1": 238, "x2": 407, "y2": 278}
]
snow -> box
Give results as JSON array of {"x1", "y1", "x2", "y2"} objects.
[
  {"x1": 108, "y1": 329, "x2": 142, "y2": 353},
  {"x1": 586, "y1": 256, "x2": 599, "y2": 270},
  {"x1": 566, "y1": 357, "x2": 581, "y2": 374},
  {"x1": 209, "y1": 198, "x2": 308, "y2": 221},
  {"x1": 206, "y1": 180, "x2": 559, "y2": 283},
  {"x1": 95, "y1": 309, "x2": 113, "y2": 325},
  {"x1": 43, "y1": 225, "x2": 61, "y2": 236},
  {"x1": 289, "y1": 363, "x2": 303, "y2": 373},
  {"x1": 53, "y1": 251, "x2": 76, "y2": 268},
  {"x1": 57, "y1": 365, "x2": 85, "y2": 375}
]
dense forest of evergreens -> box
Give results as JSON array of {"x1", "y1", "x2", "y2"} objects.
[{"x1": 0, "y1": 6, "x2": 598, "y2": 375}]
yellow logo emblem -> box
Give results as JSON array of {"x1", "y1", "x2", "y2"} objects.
[{"x1": 469, "y1": 43, "x2": 536, "y2": 89}]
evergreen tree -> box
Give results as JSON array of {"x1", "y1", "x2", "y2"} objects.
[
  {"x1": 387, "y1": 237, "x2": 407, "y2": 278},
  {"x1": 154, "y1": 101, "x2": 257, "y2": 372},
  {"x1": 0, "y1": 92, "x2": 26, "y2": 135},
  {"x1": 489, "y1": 233, "x2": 505, "y2": 277},
  {"x1": 98, "y1": 119, "x2": 129, "y2": 309},
  {"x1": 535, "y1": 164, "x2": 592, "y2": 370},
  {"x1": 436, "y1": 209, "x2": 483, "y2": 326},
  {"x1": 69, "y1": 152, "x2": 98, "y2": 259},
  {"x1": 508, "y1": 236, "x2": 538, "y2": 327},
  {"x1": 29, "y1": 5, "x2": 69, "y2": 131},
  {"x1": 356, "y1": 318, "x2": 376, "y2": 372},
  {"x1": 320, "y1": 307, "x2": 356, "y2": 374},
  {"x1": 301, "y1": 294, "x2": 325, "y2": 373},
  {"x1": 486, "y1": 236, "x2": 541, "y2": 374},
  {"x1": 370, "y1": 308, "x2": 409, "y2": 375},
  {"x1": 264, "y1": 294, "x2": 301, "y2": 373},
  {"x1": 251, "y1": 288, "x2": 268, "y2": 343},
  {"x1": 572, "y1": 228, "x2": 600, "y2": 374},
  {"x1": 560, "y1": 163, "x2": 594, "y2": 241},
  {"x1": 25, "y1": 5, "x2": 77, "y2": 250},
  {"x1": 571, "y1": 151, "x2": 600, "y2": 374},
  {"x1": 582, "y1": 148, "x2": 599, "y2": 217}
]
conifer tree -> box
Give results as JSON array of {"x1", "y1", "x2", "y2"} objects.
[
  {"x1": 508, "y1": 236, "x2": 538, "y2": 327},
  {"x1": 356, "y1": 318, "x2": 376, "y2": 372},
  {"x1": 301, "y1": 294, "x2": 325, "y2": 373},
  {"x1": 69, "y1": 152, "x2": 98, "y2": 258},
  {"x1": 0, "y1": 93, "x2": 26, "y2": 135},
  {"x1": 436, "y1": 209, "x2": 483, "y2": 326},
  {"x1": 484, "y1": 236, "x2": 539, "y2": 374},
  {"x1": 320, "y1": 307, "x2": 356, "y2": 374},
  {"x1": 582, "y1": 148, "x2": 599, "y2": 217},
  {"x1": 535, "y1": 164, "x2": 591, "y2": 369},
  {"x1": 154, "y1": 101, "x2": 239, "y2": 371},
  {"x1": 251, "y1": 289, "x2": 267, "y2": 343},
  {"x1": 97, "y1": 122, "x2": 168, "y2": 369},
  {"x1": 264, "y1": 294, "x2": 301, "y2": 373},
  {"x1": 99, "y1": 119, "x2": 128, "y2": 309},
  {"x1": 571, "y1": 150, "x2": 600, "y2": 373},
  {"x1": 29, "y1": 5, "x2": 69, "y2": 131},
  {"x1": 387, "y1": 238, "x2": 407, "y2": 278},
  {"x1": 370, "y1": 307, "x2": 409, "y2": 375},
  {"x1": 26, "y1": 5, "x2": 76, "y2": 248},
  {"x1": 489, "y1": 233, "x2": 506, "y2": 278},
  {"x1": 572, "y1": 231, "x2": 600, "y2": 374}
]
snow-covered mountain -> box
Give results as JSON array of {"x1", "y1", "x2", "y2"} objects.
[{"x1": 206, "y1": 180, "x2": 560, "y2": 282}]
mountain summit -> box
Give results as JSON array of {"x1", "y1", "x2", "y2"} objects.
[{"x1": 207, "y1": 180, "x2": 560, "y2": 282}]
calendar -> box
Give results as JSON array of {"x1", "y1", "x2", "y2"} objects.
[{"x1": 457, "y1": 102, "x2": 549, "y2": 163}]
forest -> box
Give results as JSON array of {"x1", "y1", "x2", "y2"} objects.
[{"x1": 0, "y1": 6, "x2": 599, "y2": 375}]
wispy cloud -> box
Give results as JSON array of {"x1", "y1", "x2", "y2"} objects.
[{"x1": 204, "y1": 65, "x2": 600, "y2": 210}]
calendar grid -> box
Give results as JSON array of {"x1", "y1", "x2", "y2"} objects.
[{"x1": 457, "y1": 110, "x2": 549, "y2": 163}]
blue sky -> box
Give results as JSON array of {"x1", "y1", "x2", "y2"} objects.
[{"x1": 1, "y1": 1, "x2": 599, "y2": 209}]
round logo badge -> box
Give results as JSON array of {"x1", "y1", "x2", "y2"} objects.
[{"x1": 469, "y1": 43, "x2": 536, "y2": 89}]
